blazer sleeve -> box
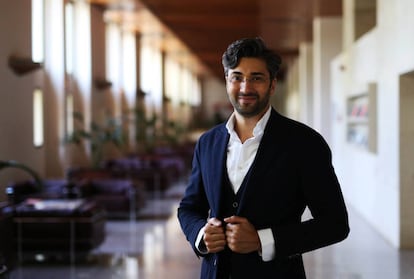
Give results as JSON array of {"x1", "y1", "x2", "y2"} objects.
[
  {"x1": 272, "y1": 130, "x2": 350, "y2": 258},
  {"x1": 177, "y1": 139, "x2": 210, "y2": 256}
]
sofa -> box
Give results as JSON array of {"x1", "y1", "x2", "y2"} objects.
[
  {"x1": 80, "y1": 178, "x2": 146, "y2": 219},
  {"x1": 6, "y1": 177, "x2": 146, "y2": 219},
  {"x1": 102, "y1": 154, "x2": 183, "y2": 194},
  {"x1": 0, "y1": 202, "x2": 15, "y2": 275},
  {"x1": 6, "y1": 179, "x2": 72, "y2": 204}
]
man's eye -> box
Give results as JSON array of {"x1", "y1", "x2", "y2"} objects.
[
  {"x1": 251, "y1": 76, "x2": 265, "y2": 82},
  {"x1": 231, "y1": 76, "x2": 243, "y2": 82}
]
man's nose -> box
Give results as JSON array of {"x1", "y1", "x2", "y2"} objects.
[{"x1": 239, "y1": 79, "x2": 255, "y2": 91}]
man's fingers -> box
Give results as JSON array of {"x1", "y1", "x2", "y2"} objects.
[
  {"x1": 224, "y1": 215, "x2": 246, "y2": 224},
  {"x1": 208, "y1": 217, "x2": 223, "y2": 227},
  {"x1": 204, "y1": 222, "x2": 226, "y2": 253}
]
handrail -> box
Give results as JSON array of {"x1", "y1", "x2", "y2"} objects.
[
  {"x1": 0, "y1": 264, "x2": 7, "y2": 275},
  {"x1": 0, "y1": 160, "x2": 43, "y2": 191}
]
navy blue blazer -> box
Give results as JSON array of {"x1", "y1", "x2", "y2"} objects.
[{"x1": 178, "y1": 109, "x2": 349, "y2": 279}]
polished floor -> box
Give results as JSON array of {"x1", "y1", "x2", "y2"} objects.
[{"x1": 6, "y1": 183, "x2": 414, "y2": 279}]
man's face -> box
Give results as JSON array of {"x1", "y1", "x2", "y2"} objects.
[{"x1": 225, "y1": 57, "x2": 276, "y2": 118}]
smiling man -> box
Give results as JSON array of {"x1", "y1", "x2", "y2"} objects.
[{"x1": 177, "y1": 37, "x2": 350, "y2": 279}]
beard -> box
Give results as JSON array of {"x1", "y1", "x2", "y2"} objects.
[{"x1": 229, "y1": 88, "x2": 272, "y2": 118}]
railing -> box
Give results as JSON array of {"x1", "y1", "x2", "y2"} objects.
[{"x1": 0, "y1": 160, "x2": 43, "y2": 192}]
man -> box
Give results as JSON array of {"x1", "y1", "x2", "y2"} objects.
[{"x1": 177, "y1": 37, "x2": 349, "y2": 279}]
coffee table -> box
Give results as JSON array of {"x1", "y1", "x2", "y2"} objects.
[{"x1": 13, "y1": 199, "x2": 106, "y2": 263}]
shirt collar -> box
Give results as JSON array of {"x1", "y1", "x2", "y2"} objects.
[{"x1": 225, "y1": 106, "x2": 272, "y2": 138}]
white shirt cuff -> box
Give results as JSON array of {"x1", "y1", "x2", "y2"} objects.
[
  {"x1": 195, "y1": 226, "x2": 208, "y2": 254},
  {"x1": 258, "y1": 228, "x2": 275, "y2": 261}
]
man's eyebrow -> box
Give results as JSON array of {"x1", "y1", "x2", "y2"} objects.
[
  {"x1": 229, "y1": 71, "x2": 266, "y2": 76},
  {"x1": 250, "y1": 72, "x2": 266, "y2": 76},
  {"x1": 229, "y1": 71, "x2": 243, "y2": 75}
]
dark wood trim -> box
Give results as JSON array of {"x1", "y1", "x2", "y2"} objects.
[{"x1": 8, "y1": 55, "x2": 43, "y2": 76}]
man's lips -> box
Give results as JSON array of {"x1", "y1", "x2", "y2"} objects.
[{"x1": 238, "y1": 94, "x2": 258, "y2": 103}]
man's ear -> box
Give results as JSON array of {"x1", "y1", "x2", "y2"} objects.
[{"x1": 269, "y1": 78, "x2": 277, "y2": 95}]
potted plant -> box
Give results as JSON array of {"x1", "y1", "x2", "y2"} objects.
[
  {"x1": 64, "y1": 112, "x2": 126, "y2": 168},
  {"x1": 132, "y1": 107, "x2": 159, "y2": 154}
]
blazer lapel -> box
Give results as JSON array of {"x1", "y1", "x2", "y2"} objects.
[{"x1": 208, "y1": 126, "x2": 229, "y2": 217}]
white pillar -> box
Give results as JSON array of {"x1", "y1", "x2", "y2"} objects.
[
  {"x1": 298, "y1": 42, "x2": 314, "y2": 126},
  {"x1": 312, "y1": 16, "x2": 342, "y2": 145}
]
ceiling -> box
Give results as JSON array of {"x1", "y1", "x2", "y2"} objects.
[{"x1": 91, "y1": 0, "x2": 342, "y2": 79}]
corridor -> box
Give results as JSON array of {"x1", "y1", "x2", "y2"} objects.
[{"x1": 8, "y1": 184, "x2": 414, "y2": 279}]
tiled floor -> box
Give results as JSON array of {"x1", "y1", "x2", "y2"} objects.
[
  {"x1": 6, "y1": 184, "x2": 414, "y2": 279},
  {"x1": 302, "y1": 207, "x2": 414, "y2": 279}
]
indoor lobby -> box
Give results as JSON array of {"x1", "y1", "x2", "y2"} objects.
[{"x1": 1, "y1": 0, "x2": 414, "y2": 278}]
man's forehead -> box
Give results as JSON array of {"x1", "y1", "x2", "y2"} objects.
[{"x1": 228, "y1": 57, "x2": 267, "y2": 74}]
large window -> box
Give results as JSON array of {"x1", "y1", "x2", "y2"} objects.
[
  {"x1": 65, "y1": 1, "x2": 75, "y2": 140},
  {"x1": 140, "y1": 42, "x2": 162, "y2": 111},
  {"x1": 66, "y1": 94, "x2": 74, "y2": 137},
  {"x1": 122, "y1": 31, "x2": 137, "y2": 102},
  {"x1": 180, "y1": 66, "x2": 201, "y2": 107},
  {"x1": 189, "y1": 74, "x2": 201, "y2": 107},
  {"x1": 32, "y1": 0, "x2": 44, "y2": 63},
  {"x1": 33, "y1": 89, "x2": 44, "y2": 147},
  {"x1": 106, "y1": 22, "x2": 121, "y2": 89},
  {"x1": 65, "y1": 1, "x2": 74, "y2": 75},
  {"x1": 165, "y1": 56, "x2": 181, "y2": 105},
  {"x1": 32, "y1": 0, "x2": 44, "y2": 147},
  {"x1": 165, "y1": 55, "x2": 201, "y2": 107},
  {"x1": 64, "y1": 0, "x2": 91, "y2": 136}
]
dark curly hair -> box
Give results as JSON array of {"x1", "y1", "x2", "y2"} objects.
[{"x1": 222, "y1": 37, "x2": 282, "y2": 80}]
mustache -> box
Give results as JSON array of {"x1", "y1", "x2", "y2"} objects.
[{"x1": 237, "y1": 92, "x2": 259, "y2": 98}]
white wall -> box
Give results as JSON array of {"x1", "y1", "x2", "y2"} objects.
[{"x1": 328, "y1": 0, "x2": 414, "y2": 248}]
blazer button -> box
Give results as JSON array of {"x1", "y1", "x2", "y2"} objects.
[{"x1": 232, "y1": 202, "x2": 238, "y2": 208}]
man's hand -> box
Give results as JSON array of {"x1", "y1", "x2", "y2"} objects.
[
  {"x1": 224, "y1": 216, "x2": 261, "y2": 254},
  {"x1": 203, "y1": 218, "x2": 226, "y2": 253}
]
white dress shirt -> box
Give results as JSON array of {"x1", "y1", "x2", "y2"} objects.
[
  {"x1": 196, "y1": 106, "x2": 275, "y2": 262},
  {"x1": 225, "y1": 106, "x2": 275, "y2": 261}
]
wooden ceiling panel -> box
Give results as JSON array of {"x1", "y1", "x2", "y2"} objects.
[
  {"x1": 260, "y1": 20, "x2": 311, "y2": 49},
  {"x1": 141, "y1": 0, "x2": 260, "y2": 15},
  {"x1": 160, "y1": 14, "x2": 258, "y2": 31},
  {"x1": 259, "y1": 0, "x2": 314, "y2": 19},
  {"x1": 90, "y1": 0, "x2": 342, "y2": 79}
]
